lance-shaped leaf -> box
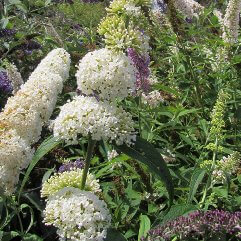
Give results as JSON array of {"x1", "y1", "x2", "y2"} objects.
[{"x1": 115, "y1": 136, "x2": 174, "y2": 206}]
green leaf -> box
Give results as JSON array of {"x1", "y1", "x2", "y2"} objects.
[
  {"x1": 105, "y1": 228, "x2": 127, "y2": 241},
  {"x1": 23, "y1": 192, "x2": 44, "y2": 212},
  {"x1": 0, "y1": 231, "x2": 19, "y2": 241},
  {"x1": 18, "y1": 136, "x2": 61, "y2": 201},
  {"x1": 22, "y1": 234, "x2": 43, "y2": 241},
  {"x1": 237, "y1": 174, "x2": 241, "y2": 184},
  {"x1": 45, "y1": 0, "x2": 52, "y2": 6},
  {"x1": 188, "y1": 168, "x2": 206, "y2": 203},
  {"x1": 161, "y1": 204, "x2": 198, "y2": 224},
  {"x1": 42, "y1": 168, "x2": 55, "y2": 184},
  {"x1": 138, "y1": 215, "x2": 151, "y2": 241},
  {"x1": 115, "y1": 137, "x2": 174, "y2": 206}
]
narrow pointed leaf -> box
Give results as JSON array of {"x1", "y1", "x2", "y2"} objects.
[
  {"x1": 18, "y1": 136, "x2": 61, "y2": 201},
  {"x1": 188, "y1": 168, "x2": 206, "y2": 203},
  {"x1": 115, "y1": 136, "x2": 174, "y2": 206}
]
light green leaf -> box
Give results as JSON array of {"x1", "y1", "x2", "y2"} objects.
[
  {"x1": 138, "y1": 215, "x2": 151, "y2": 241},
  {"x1": 188, "y1": 168, "x2": 206, "y2": 203},
  {"x1": 18, "y1": 136, "x2": 61, "y2": 201},
  {"x1": 161, "y1": 204, "x2": 198, "y2": 224}
]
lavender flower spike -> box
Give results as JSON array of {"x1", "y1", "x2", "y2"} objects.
[
  {"x1": 127, "y1": 48, "x2": 150, "y2": 93},
  {"x1": 58, "y1": 159, "x2": 85, "y2": 173},
  {"x1": 0, "y1": 71, "x2": 13, "y2": 93},
  {"x1": 145, "y1": 210, "x2": 241, "y2": 240}
]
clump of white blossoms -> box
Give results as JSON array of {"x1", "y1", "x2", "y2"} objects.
[
  {"x1": 107, "y1": 149, "x2": 119, "y2": 161},
  {"x1": 76, "y1": 48, "x2": 136, "y2": 101},
  {"x1": 124, "y1": 2, "x2": 142, "y2": 16},
  {"x1": 142, "y1": 90, "x2": 164, "y2": 107},
  {"x1": 0, "y1": 49, "x2": 70, "y2": 144},
  {"x1": 0, "y1": 129, "x2": 33, "y2": 194},
  {"x1": 171, "y1": 0, "x2": 204, "y2": 19},
  {"x1": 222, "y1": 0, "x2": 241, "y2": 44},
  {"x1": 0, "y1": 48, "x2": 70, "y2": 194},
  {"x1": 41, "y1": 169, "x2": 101, "y2": 198},
  {"x1": 52, "y1": 96, "x2": 136, "y2": 146},
  {"x1": 33, "y1": 48, "x2": 71, "y2": 80},
  {"x1": 212, "y1": 152, "x2": 241, "y2": 183},
  {"x1": 43, "y1": 187, "x2": 111, "y2": 241},
  {"x1": 0, "y1": 48, "x2": 70, "y2": 145}
]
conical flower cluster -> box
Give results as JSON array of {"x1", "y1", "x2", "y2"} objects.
[{"x1": 0, "y1": 48, "x2": 70, "y2": 194}]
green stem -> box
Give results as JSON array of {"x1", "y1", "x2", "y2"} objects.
[
  {"x1": 138, "y1": 94, "x2": 142, "y2": 138},
  {"x1": 12, "y1": 200, "x2": 24, "y2": 235},
  {"x1": 200, "y1": 138, "x2": 218, "y2": 207},
  {"x1": 80, "y1": 136, "x2": 96, "y2": 190}
]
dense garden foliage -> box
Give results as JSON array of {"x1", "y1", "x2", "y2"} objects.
[{"x1": 0, "y1": 0, "x2": 241, "y2": 240}]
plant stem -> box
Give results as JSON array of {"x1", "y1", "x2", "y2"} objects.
[
  {"x1": 200, "y1": 138, "x2": 218, "y2": 207},
  {"x1": 80, "y1": 135, "x2": 96, "y2": 190},
  {"x1": 138, "y1": 94, "x2": 142, "y2": 137}
]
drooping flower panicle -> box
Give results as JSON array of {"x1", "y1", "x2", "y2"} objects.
[
  {"x1": 222, "y1": 0, "x2": 241, "y2": 44},
  {"x1": 0, "y1": 48, "x2": 70, "y2": 194}
]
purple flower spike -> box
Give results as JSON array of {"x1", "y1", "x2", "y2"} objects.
[
  {"x1": 0, "y1": 71, "x2": 13, "y2": 93},
  {"x1": 0, "y1": 29, "x2": 16, "y2": 38},
  {"x1": 58, "y1": 159, "x2": 85, "y2": 173},
  {"x1": 21, "y1": 40, "x2": 42, "y2": 55},
  {"x1": 145, "y1": 210, "x2": 241, "y2": 240},
  {"x1": 127, "y1": 48, "x2": 150, "y2": 93}
]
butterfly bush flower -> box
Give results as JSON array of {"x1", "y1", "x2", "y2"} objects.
[
  {"x1": 0, "y1": 71, "x2": 13, "y2": 93},
  {"x1": 98, "y1": 15, "x2": 149, "y2": 53},
  {"x1": 123, "y1": 2, "x2": 142, "y2": 16},
  {"x1": 0, "y1": 129, "x2": 33, "y2": 194},
  {"x1": 58, "y1": 159, "x2": 85, "y2": 173},
  {"x1": 206, "y1": 90, "x2": 230, "y2": 152},
  {"x1": 41, "y1": 169, "x2": 101, "y2": 198},
  {"x1": 0, "y1": 48, "x2": 70, "y2": 194},
  {"x1": 107, "y1": 149, "x2": 119, "y2": 161},
  {"x1": 152, "y1": 0, "x2": 167, "y2": 14},
  {"x1": 0, "y1": 48, "x2": 70, "y2": 145},
  {"x1": 212, "y1": 151, "x2": 241, "y2": 182},
  {"x1": 52, "y1": 96, "x2": 136, "y2": 145},
  {"x1": 20, "y1": 40, "x2": 42, "y2": 55},
  {"x1": 107, "y1": 0, "x2": 150, "y2": 14},
  {"x1": 76, "y1": 48, "x2": 136, "y2": 101},
  {"x1": 0, "y1": 29, "x2": 16, "y2": 38},
  {"x1": 170, "y1": 0, "x2": 204, "y2": 19},
  {"x1": 43, "y1": 187, "x2": 111, "y2": 241},
  {"x1": 5, "y1": 63, "x2": 24, "y2": 94},
  {"x1": 33, "y1": 48, "x2": 70, "y2": 80},
  {"x1": 142, "y1": 90, "x2": 164, "y2": 107},
  {"x1": 222, "y1": 0, "x2": 241, "y2": 44},
  {"x1": 127, "y1": 47, "x2": 150, "y2": 93},
  {"x1": 146, "y1": 210, "x2": 241, "y2": 240}
]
